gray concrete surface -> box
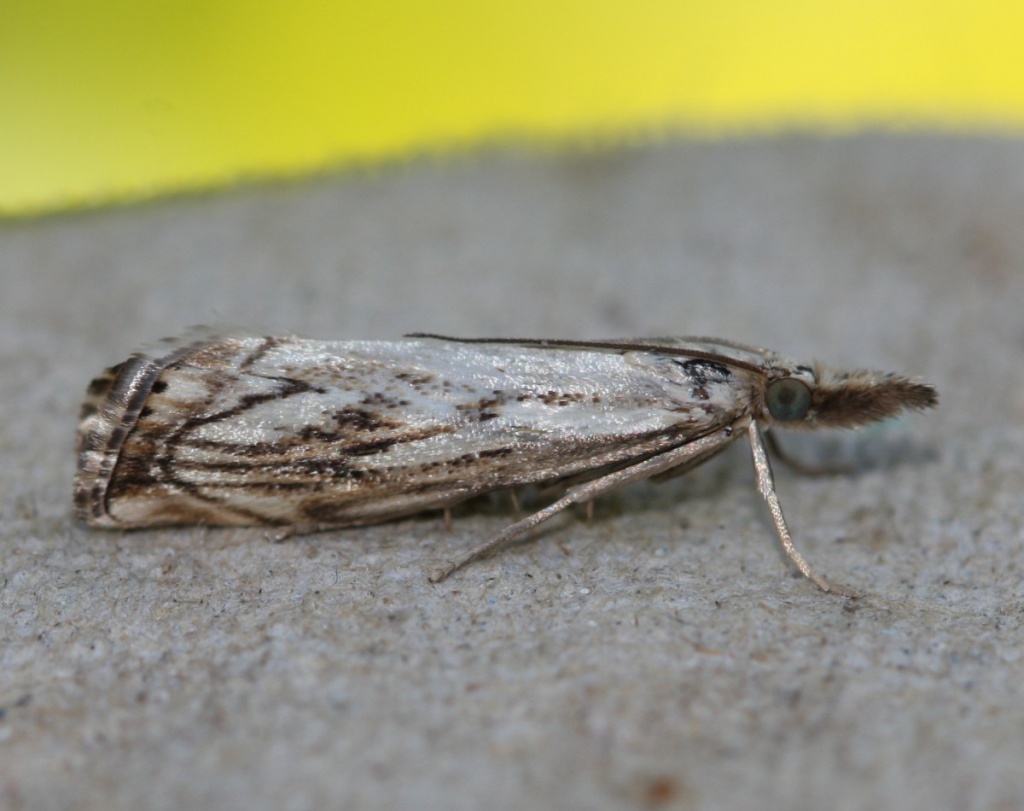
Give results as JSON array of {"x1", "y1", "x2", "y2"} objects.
[{"x1": 2, "y1": 135, "x2": 1023, "y2": 810}]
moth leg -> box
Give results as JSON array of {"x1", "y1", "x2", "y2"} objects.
[
  {"x1": 443, "y1": 507, "x2": 453, "y2": 531},
  {"x1": 267, "y1": 523, "x2": 331, "y2": 542},
  {"x1": 748, "y1": 421, "x2": 858, "y2": 597},
  {"x1": 585, "y1": 500, "x2": 594, "y2": 523},
  {"x1": 650, "y1": 442, "x2": 731, "y2": 483},
  {"x1": 429, "y1": 426, "x2": 738, "y2": 582},
  {"x1": 509, "y1": 488, "x2": 522, "y2": 518}
]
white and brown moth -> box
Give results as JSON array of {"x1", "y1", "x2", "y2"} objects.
[{"x1": 75, "y1": 331, "x2": 937, "y2": 595}]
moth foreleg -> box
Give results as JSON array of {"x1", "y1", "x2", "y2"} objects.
[
  {"x1": 428, "y1": 426, "x2": 738, "y2": 582},
  {"x1": 748, "y1": 420, "x2": 858, "y2": 597}
]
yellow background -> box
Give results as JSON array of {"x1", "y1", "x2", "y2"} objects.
[{"x1": 4, "y1": 1, "x2": 1024, "y2": 215}]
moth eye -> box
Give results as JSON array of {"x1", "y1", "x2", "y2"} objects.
[{"x1": 766, "y1": 378, "x2": 812, "y2": 421}]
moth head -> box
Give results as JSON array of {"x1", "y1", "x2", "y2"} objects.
[{"x1": 762, "y1": 364, "x2": 938, "y2": 429}]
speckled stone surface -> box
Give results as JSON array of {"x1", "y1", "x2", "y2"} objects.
[{"x1": 2, "y1": 136, "x2": 1023, "y2": 811}]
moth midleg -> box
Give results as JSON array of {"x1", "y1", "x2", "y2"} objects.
[
  {"x1": 649, "y1": 441, "x2": 732, "y2": 483},
  {"x1": 748, "y1": 420, "x2": 857, "y2": 597},
  {"x1": 428, "y1": 426, "x2": 739, "y2": 582}
]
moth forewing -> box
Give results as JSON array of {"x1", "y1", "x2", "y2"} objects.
[{"x1": 74, "y1": 332, "x2": 937, "y2": 595}]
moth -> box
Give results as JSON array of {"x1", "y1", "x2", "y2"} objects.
[{"x1": 75, "y1": 331, "x2": 937, "y2": 595}]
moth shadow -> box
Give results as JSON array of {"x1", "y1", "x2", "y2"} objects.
[{"x1": 772, "y1": 430, "x2": 939, "y2": 476}]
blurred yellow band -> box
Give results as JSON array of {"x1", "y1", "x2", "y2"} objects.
[{"x1": 3, "y1": 1, "x2": 1024, "y2": 215}]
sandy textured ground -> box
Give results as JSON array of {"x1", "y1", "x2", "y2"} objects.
[{"x1": 2, "y1": 135, "x2": 1023, "y2": 810}]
